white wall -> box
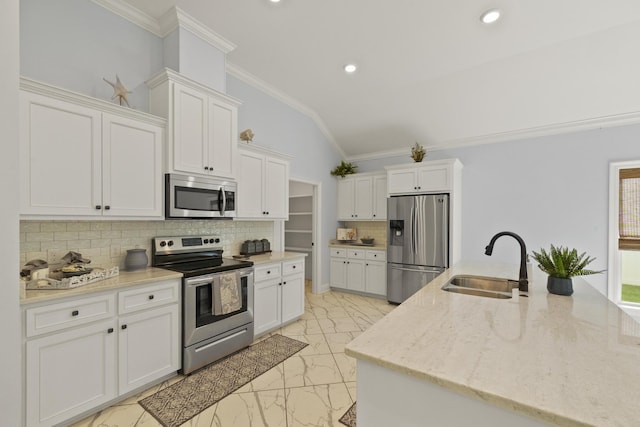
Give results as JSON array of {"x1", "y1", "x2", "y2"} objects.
[
  {"x1": 358, "y1": 125, "x2": 640, "y2": 295},
  {"x1": 0, "y1": 0, "x2": 22, "y2": 424}
]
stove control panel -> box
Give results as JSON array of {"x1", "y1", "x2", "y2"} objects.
[{"x1": 154, "y1": 235, "x2": 222, "y2": 253}]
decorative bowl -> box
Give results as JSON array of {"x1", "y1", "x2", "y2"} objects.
[{"x1": 361, "y1": 238, "x2": 375, "y2": 245}]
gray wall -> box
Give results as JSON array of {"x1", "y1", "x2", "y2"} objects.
[
  {"x1": 357, "y1": 125, "x2": 640, "y2": 295},
  {"x1": 227, "y1": 75, "x2": 342, "y2": 288},
  {"x1": 1, "y1": 0, "x2": 22, "y2": 424},
  {"x1": 20, "y1": 0, "x2": 163, "y2": 111}
]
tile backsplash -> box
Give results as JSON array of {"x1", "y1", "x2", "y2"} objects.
[
  {"x1": 342, "y1": 221, "x2": 387, "y2": 245},
  {"x1": 20, "y1": 220, "x2": 273, "y2": 270}
]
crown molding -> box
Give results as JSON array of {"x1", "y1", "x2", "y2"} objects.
[
  {"x1": 346, "y1": 110, "x2": 640, "y2": 162},
  {"x1": 159, "y1": 7, "x2": 236, "y2": 53},
  {"x1": 91, "y1": 0, "x2": 162, "y2": 36},
  {"x1": 226, "y1": 62, "x2": 346, "y2": 159},
  {"x1": 93, "y1": 1, "x2": 236, "y2": 53}
]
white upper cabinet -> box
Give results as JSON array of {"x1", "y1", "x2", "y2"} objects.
[
  {"x1": 237, "y1": 144, "x2": 290, "y2": 220},
  {"x1": 19, "y1": 79, "x2": 165, "y2": 219},
  {"x1": 147, "y1": 69, "x2": 239, "y2": 180},
  {"x1": 336, "y1": 173, "x2": 386, "y2": 221},
  {"x1": 386, "y1": 159, "x2": 462, "y2": 195}
]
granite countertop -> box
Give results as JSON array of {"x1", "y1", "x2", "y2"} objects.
[
  {"x1": 243, "y1": 251, "x2": 307, "y2": 265},
  {"x1": 20, "y1": 267, "x2": 183, "y2": 306},
  {"x1": 345, "y1": 261, "x2": 640, "y2": 426}
]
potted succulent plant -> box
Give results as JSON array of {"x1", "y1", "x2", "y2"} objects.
[
  {"x1": 331, "y1": 160, "x2": 358, "y2": 178},
  {"x1": 410, "y1": 142, "x2": 426, "y2": 162},
  {"x1": 530, "y1": 245, "x2": 603, "y2": 296}
]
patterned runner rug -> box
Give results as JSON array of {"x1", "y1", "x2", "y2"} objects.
[
  {"x1": 339, "y1": 402, "x2": 357, "y2": 427},
  {"x1": 139, "y1": 334, "x2": 307, "y2": 427}
]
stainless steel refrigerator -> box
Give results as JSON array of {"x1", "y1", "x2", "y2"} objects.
[{"x1": 387, "y1": 194, "x2": 449, "y2": 303}]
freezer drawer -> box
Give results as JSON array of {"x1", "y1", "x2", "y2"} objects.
[{"x1": 387, "y1": 263, "x2": 444, "y2": 304}]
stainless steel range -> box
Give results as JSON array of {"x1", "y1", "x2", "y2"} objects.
[{"x1": 152, "y1": 235, "x2": 254, "y2": 374}]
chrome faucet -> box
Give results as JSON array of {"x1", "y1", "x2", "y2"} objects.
[{"x1": 484, "y1": 231, "x2": 528, "y2": 292}]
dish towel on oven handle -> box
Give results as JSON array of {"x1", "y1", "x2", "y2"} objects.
[{"x1": 213, "y1": 272, "x2": 242, "y2": 315}]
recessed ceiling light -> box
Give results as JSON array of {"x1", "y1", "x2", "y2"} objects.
[
  {"x1": 269, "y1": 0, "x2": 281, "y2": 3},
  {"x1": 480, "y1": 9, "x2": 501, "y2": 24},
  {"x1": 344, "y1": 64, "x2": 357, "y2": 73}
]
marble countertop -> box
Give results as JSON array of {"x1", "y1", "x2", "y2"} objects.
[
  {"x1": 345, "y1": 261, "x2": 640, "y2": 426},
  {"x1": 242, "y1": 251, "x2": 307, "y2": 265},
  {"x1": 328, "y1": 240, "x2": 386, "y2": 250},
  {"x1": 21, "y1": 267, "x2": 183, "y2": 306}
]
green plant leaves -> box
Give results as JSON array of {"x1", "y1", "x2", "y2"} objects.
[
  {"x1": 330, "y1": 160, "x2": 358, "y2": 177},
  {"x1": 530, "y1": 244, "x2": 603, "y2": 278}
]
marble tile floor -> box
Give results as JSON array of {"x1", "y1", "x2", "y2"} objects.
[{"x1": 71, "y1": 284, "x2": 395, "y2": 427}]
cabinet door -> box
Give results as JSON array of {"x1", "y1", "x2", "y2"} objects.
[
  {"x1": 172, "y1": 83, "x2": 208, "y2": 175},
  {"x1": 346, "y1": 259, "x2": 366, "y2": 292},
  {"x1": 20, "y1": 91, "x2": 102, "y2": 216},
  {"x1": 208, "y1": 97, "x2": 237, "y2": 179},
  {"x1": 254, "y1": 277, "x2": 282, "y2": 336},
  {"x1": 353, "y1": 176, "x2": 373, "y2": 219},
  {"x1": 337, "y1": 178, "x2": 354, "y2": 220},
  {"x1": 330, "y1": 257, "x2": 348, "y2": 289},
  {"x1": 102, "y1": 113, "x2": 163, "y2": 218},
  {"x1": 387, "y1": 169, "x2": 417, "y2": 195},
  {"x1": 237, "y1": 149, "x2": 265, "y2": 218},
  {"x1": 264, "y1": 156, "x2": 289, "y2": 219},
  {"x1": 26, "y1": 320, "x2": 116, "y2": 427},
  {"x1": 417, "y1": 165, "x2": 451, "y2": 192},
  {"x1": 365, "y1": 261, "x2": 387, "y2": 296},
  {"x1": 118, "y1": 304, "x2": 180, "y2": 394},
  {"x1": 372, "y1": 174, "x2": 388, "y2": 220},
  {"x1": 281, "y1": 273, "x2": 305, "y2": 324}
]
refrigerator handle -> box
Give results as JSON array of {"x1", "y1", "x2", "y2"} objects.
[
  {"x1": 441, "y1": 196, "x2": 449, "y2": 266},
  {"x1": 410, "y1": 205, "x2": 416, "y2": 255}
]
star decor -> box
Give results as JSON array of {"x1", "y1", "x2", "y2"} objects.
[{"x1": 103, "y1": 75, "x2": 131, "y2": 107}]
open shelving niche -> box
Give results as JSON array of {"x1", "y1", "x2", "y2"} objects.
[{"x1": 285, "y1": 194, "x2": 312, "y2": 279}]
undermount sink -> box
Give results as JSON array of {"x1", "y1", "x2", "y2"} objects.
[{"x1": 441, "y1": 275, "x2": 515, "y2": 299}]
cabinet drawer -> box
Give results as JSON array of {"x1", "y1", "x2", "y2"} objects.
[
  {"x1": 26, "y1": 294, "x2": 115, "y2": 337},
  {"x1": 366, "y1": 250, "x2": 386, "y2": 261},
  {"x1": 282, "y1": 259, "x2": 304, "y2": 276},
  {"x1": 330, "y1": 248, "x2": 347, "y2": 258},
  {"x1": 347, "y1": 249, "x2": 365, "y2": 259},
  {"x1": 118, "y1": 280, "x2": 180, "y2": 315},
  {"x1": 255, "y1": 263, "x2": 282, "y2": 282}
]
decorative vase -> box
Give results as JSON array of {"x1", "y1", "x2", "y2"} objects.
[
  {"x1": 124, "y1": 248, "x2": 148, "y2": 271},
  {"x1": 547, "y1": 276, "x2": 573, "y2": 296}
]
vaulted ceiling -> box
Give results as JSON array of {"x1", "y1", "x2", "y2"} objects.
[{"x1": 121, "y1": 0, "x2": 640, "y2": 159}]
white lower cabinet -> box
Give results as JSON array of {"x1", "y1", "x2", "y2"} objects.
[
  {"x1": 253, "y1": 257, "x2": 305, "y2": 337},
  {"x1": 24, "y1": 279, "x2": 180, "y2": 427},
  {"x1": 330, "y1": 248, "x2": 387, "y2": 297},
  {"x1": 25, "y1": 319, "x2": 117, "y2": 427}
]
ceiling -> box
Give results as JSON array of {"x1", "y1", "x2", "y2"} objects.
[{"x1": 121, "y1": 0, "x2": 640, "y2": 159}]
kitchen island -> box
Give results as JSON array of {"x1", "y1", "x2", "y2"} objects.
[{"x1": 345, "y1": 261, "x2": 640, "y2": 426}]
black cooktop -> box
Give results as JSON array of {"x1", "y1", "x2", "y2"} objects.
[{"x1": 162, "y1": 258, "x2": 253, "y2": 278}]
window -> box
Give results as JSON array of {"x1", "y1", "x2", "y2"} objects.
[{"x1": 609, "y1": 161, "x2": 640, "y2": 308}]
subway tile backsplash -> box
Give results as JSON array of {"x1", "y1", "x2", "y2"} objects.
[
  {"x1": 20, "y1": 220, "x2": 273, "y2": 270},
  {"x1": 342, "y1": 221, "x2": 387, "y2": 245}
]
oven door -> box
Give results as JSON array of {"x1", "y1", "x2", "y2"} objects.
[
  {"x1": 183, "y1": 268, "x2": 254, "y2": 347},
  {"x1": 166, "y1": 173, "x2": 237, "y2": 219}
]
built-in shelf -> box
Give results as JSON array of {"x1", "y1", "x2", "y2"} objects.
[
  {"x1": 286, "y1": 193, "x2": 313, "y2": 280},
  {"x1": 289, "y1": 194, "x2": 313, "y2": 199}
]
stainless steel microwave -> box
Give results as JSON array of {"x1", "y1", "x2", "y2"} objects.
[{"x1": 165, "y1": 174, "x2": 237, "y2": 219}]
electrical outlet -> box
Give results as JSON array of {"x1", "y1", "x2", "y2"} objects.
[{"x1": 110, "y1": 245, "x2": 121, "y2": 258}]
